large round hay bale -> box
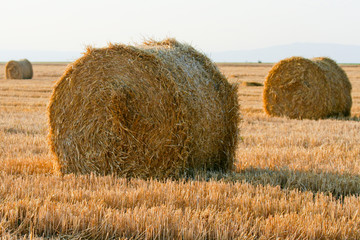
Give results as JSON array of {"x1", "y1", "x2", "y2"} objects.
[
  {"x1": 5, "y1": 59, "x2": 33, "y2": 79},
  {"x1": 48, "y1": 38, "x2": 240, "y2": 178},
  {"x1": 263, "y1": 56, "x2": 352, "y2": 119}
]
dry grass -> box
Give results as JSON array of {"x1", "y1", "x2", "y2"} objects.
[
  {"x1": 0, "y1": 62, "x2": 360, "y2": 239},
  {"x1": 1, "y1": 174, "x2": 359, "y2": 239}
]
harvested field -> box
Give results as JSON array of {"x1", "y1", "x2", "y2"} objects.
[{"x1": 1, "y1": 62, "x2": 360, "y2": 239}]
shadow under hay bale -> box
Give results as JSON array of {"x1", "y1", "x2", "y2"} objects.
[
  {"x1": 48, "y1": 38, "x2": 240, "y2": 179},
  {"x1": 263, "y1": 57, "x2": 352, "y2": 119},
  {"x1": 5, "y1": 59, "x2": 33, "y2": 79}
]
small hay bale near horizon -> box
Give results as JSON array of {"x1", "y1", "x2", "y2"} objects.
[
  {"x1": 48, "y1": 38, "x2": 240, "y2": 179},
  {"x1": 5, "y1": 59, "x2": 33, "y2": 79},
  {"x1": 263, "y1": 56, "x2": 352, "y2": 119},
  {"x1": 241, "y1": 81, "x2": 264, "y2": 87}
]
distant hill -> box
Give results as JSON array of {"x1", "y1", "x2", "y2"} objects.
[
  {"x1": 209, "y1": 43, "x2": 360, "y2": 64},
  {"x1": 1, "y1": 43, "x2": 360, "y2": 63}
]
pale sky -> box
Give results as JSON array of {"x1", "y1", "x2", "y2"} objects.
[{"x1": 1, "y1": 0, "x2": 360, "y2": 53}]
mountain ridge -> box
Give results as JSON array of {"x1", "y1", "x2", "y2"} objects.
[
  {"x1": 208, "y1": 43, "x2": 360, "y2": 63},
  {"x1": 1, "y1": 43, "x2": 360, "y2": 63}
]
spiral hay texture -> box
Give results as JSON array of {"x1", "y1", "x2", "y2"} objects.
[
  {"x1": 263, "y1": 57, "x2": 352, "y2": 119},
  {"x1": 5, "y1": 59, "x2": 33, "y2": 79},
  {"x1": 48, "y1": 39, "x2": 239, "y2": 178}
]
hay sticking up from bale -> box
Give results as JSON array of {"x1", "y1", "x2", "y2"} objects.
[
  {"x1": 5, "y1": 59, "x2": 33, "y2": 79},
  {"x1": 48, "y1": 38, "x2": 240, "y2": 179},
  {"x1": 263, "y1": 56, "x2": 352, "y2": 119}
]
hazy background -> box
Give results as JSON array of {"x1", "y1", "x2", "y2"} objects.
[{"x1": 1, "y1": 0, "x2": 360, "y2": 62}]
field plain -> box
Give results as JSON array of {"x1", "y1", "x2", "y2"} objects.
[{"x1": 0, "y1": 62, "x2": 360, "y2": 239}]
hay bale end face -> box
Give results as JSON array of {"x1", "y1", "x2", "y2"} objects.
[
  {"x1": 263, "y1": 56, "x2": 352, "y2": 119},
  {"x1": 5, "y1": 59, "x2": 33, "y2": 79},
  {"x1": 48, "y1": 39, "x2": 240, "y2": 178}
]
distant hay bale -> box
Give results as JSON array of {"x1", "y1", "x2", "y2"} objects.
[
  {"x1": 241, "y1": 81, "x2": 263, "y2": 87},
  {"x1": 263, "y1": 57, "x2": 352, "y2": 119},
  {"x1": 48, "y1": 38, "x2": 240, "y2": 178},
  {"x1": 5, "y1": 59, "x2": 33, "y2": 79}
]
